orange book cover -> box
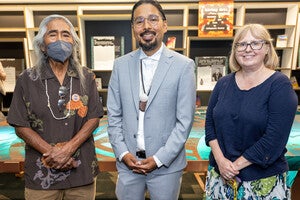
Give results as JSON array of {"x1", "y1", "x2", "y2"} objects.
[
  {"x1": 166, "y1": 36, "x2": 176, "y2": 49},
  {"x1": 198, "y1": 0, "x2": 234, "y2": 38}
]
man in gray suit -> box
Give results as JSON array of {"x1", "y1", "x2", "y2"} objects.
[{"x1": 107, "y1": 0, "x2": 196, "y2": 199}]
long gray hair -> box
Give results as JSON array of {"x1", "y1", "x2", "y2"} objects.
[{"x1": 32, "y1": 14, "x2": 86, "y2": 91}]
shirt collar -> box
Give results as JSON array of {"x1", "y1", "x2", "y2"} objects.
[
  {"x1": 139, "y1": 43, "x2": 164, "y2": 61},
  {"x1": 41, "y1": 63, "x2": 79, "y2": 80}
]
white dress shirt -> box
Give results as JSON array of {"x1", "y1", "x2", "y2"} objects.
[
  {"x1": 137, "y1": 45, "x2": 163, "y2": 167},
  {"x1": 119, "y1": 44, "x2": 164, "y2": 167}
]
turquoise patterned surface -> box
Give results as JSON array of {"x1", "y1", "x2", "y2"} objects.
[{"x1": 0, "y1": 112, "x2": 299, "y2": 170}]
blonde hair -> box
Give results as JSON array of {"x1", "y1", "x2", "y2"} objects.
[{"x1": 229, "y1": 24, "x2": 279, "y2": 72}]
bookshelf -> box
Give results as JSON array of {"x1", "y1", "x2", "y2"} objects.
[
  {"x1": 0, "y1": 2, "x2": 299, "y2": 109},
  {"x1": 187, "y1": 2, "x2": 299, "y2": 105}
]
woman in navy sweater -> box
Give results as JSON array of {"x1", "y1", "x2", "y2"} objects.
[{"x1": 205, "y1": 24, "x2": 298, "y2": 199}]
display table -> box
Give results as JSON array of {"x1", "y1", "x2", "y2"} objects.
[
  {"x1": 0, "y1": 109, "x2": 211, "y2": 173},
  {"x1": 0, "y1": 109, "x2": 299, "y2": 195}
]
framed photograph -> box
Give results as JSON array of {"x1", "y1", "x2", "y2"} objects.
[
  {"x1": 195, "y1": 56, "x2": 228, "y2": 90},
  {"x1": 91, "y1": 36, "x2": 125, "y2": 70}
]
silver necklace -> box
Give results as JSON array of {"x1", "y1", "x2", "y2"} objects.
[{"x1": 45, "y1": 77, "x2": 72, "y2": 120}]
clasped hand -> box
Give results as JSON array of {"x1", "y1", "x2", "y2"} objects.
[
  {"x1": 42, "y1": 142, "x2": 78, "y2": 171},
  {"x1": 218, "y1": 157, "x2": 239, "y2": 181},
  {"x1": 122, "y1": 153, "x2": 157, "y2": 175}
]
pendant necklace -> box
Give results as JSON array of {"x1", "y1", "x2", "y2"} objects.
[{"x1": 45, "y1": 77, "x2": 72, "y2": 120}]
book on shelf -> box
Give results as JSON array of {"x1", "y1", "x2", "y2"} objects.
[
  {"x1": 198, "y1": 0, "x2": 234, "y2": 38},
  {"x1": 91, "y1": 36, "x2": 125, "y2": 70},
  {"x1": 290, "y1": 76, "x2": 299, "y2": 89},
  {"x1": 276, "y1": 35, "x2": 288, "y2": 48},
  {"x1": 196, "y1": 93, "x2": 201, "y2": 108},
  {"x1": 166, "y1": 36, "x2": 176, "y2": 49},
  {"x1": 0, "y1": 58, "x2": 24, "y2": 93},
  {"x1": 95, "y1": 78, "x2": 102, "y2": 91},
  {"x1": 195, "y1": 56, "x2": 228, "y2": 90},
  {"x1": 0, "y1": 58, "x2": 24, "y2": 77},
  {"x1": 2, "y1": 67, "x2": 16, "y2": 93}
]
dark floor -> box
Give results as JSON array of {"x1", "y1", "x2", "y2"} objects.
[{"x1": 0, "y1": 171, "x2": 204, "y2": 200}]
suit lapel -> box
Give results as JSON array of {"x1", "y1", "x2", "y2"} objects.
[
  {"x1": 146, "y1": 47, "x2": 173, "y2": 110},
  {"x1": 128, "y1": 50, "x2": 141, "y2": 114}
]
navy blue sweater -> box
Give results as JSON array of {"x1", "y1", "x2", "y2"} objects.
[{"x1": 205, "y1": 72, "x2": 298, "y2": 181}]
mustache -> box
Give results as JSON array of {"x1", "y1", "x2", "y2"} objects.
[{"x1": 140, "y1": 30, "x2": 156, "y2": 37}]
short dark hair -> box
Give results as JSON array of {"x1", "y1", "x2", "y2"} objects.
[{"x1": 131, "y1": 0, "x2": 167, "y2": 23}]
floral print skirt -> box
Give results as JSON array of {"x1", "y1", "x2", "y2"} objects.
[{"x1": 205, "y1": 166, "x2": 290, "y2": 200}]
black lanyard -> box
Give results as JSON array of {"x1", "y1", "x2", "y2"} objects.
[{"x1": 140, "y1": 59, "x2": 150, "y2": 96}]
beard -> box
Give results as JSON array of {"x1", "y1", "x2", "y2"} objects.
[
  {"x1": 139, "y1": 39, "x2": 158, "y2": 52},
  {"x1": 138, "y1": 30, "x2": 158, "y2": 52}
]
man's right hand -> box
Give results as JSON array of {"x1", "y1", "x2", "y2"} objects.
[{"x1": 122, "y1": 153, "x2": 145, "y2": 174}]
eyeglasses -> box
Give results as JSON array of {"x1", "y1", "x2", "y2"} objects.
[
  {"x1": 58, "y1": 86, "x2": 67, "y2": 111},
  {"x1": 235, "y1": 40, "x2": 267, "y2": 52},
  {"x1": 133, "y1": 14, "x2": 161, "y2": 27}
]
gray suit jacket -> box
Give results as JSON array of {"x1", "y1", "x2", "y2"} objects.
[{"x1": 107, "y1": 45, "x2": 196, "y2": 174}]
